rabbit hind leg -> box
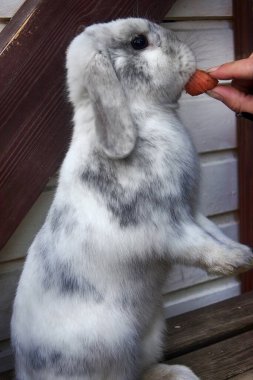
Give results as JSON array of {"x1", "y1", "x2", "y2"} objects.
[
  {"x1": 140, "y1": 310, "x2": 165, "y2": 371},
  {"x1": 142, "y1": 364, "x2": 200, "y2": 380}
]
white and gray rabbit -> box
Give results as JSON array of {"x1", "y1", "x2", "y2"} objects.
[{"x1": 11, "y1": 18, "x2": 253, "y2": 380}]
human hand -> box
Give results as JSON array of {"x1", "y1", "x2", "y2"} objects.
[{"x1": 207, "y1": 53, "x2": 253, "y2": 116}]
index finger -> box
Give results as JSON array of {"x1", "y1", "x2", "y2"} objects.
[{"x1": 208, "y1": 54, "x2": 253, "y2": 80}]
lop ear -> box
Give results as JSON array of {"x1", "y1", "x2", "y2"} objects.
[{"x1": 87, "y1": 51, "x2": 137, "y2": 159}]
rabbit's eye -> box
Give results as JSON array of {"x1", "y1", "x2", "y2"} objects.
[{"x1": 131, "y1": 35, "x2": 148, "y2": 50}]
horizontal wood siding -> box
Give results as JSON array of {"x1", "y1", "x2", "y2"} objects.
[
  {"x1": 161, "y1": 0, "x2": 240, "y2": 315},
  {"x1": 200, "y1": 152, "x2": 238, "y2": 216},
  {"x1": 163, "y1": 277, "x2": 240, "y2": 318},
  {"x1": 165, "y1": 0, "x2": 232, "y2": 19},
  {"x1": 0, "y1": 0, "x2": 26, "y2": 18},
  {"x1": 179, "y1": 96, "x2": 236, "y2": 153}
]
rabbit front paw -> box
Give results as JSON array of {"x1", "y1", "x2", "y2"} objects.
[{"x1": 205, "y1": 245, "x2": 253, "y2": 276}]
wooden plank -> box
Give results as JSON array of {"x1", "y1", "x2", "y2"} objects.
[
  {"x1": 165, "y1": 0, "x2": 232, "y2": 19},
  {"x1": 166, "y1": 330, "x2": 253, "y2": 380},
  {"x1": 164, "y1": 291, "x2": 253, "y2": 359},
  {"x1": 233, "y1": 1, "x2": 253, "y2": 291},
  {"x1": 179, "y1": 96, "x2": 236, "y2": 153},
  {"x1": 0, "y1": 0, "x2": 25, "y2": 18},
  {"x1": 0, "y1": 0, "x2": 176, "y2": 250},
  {"x1": 230, "y1": 370, "x2": 253, "y2": 380},
  {"x1": 200, "y1": 153, "x2": 238, "y2": 216}
]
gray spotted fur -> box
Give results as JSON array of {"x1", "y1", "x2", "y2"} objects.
[{"x1": 11, "y1": 18, "x2": 253, "y2": 380}]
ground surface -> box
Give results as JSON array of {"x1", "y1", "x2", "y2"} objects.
[{"x1": 165, "y1": 291, "x2": 253, "y2": 379}]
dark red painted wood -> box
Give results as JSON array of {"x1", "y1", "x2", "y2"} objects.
[
  {"x1": 233, "y1": 0, "x2": 253, "y2": 291},
  {"x1": 0, "y1": 0, "x2": 176, "y2": 249}
]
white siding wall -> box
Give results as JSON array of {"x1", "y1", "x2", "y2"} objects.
[
  {"x1": 0, "y1": 0, "x2": 25, "y2": 31},
  {"x1": 161, "y1": 0, "x2": 239, "y2": 317},
  {"x1": 0, "y1": 0, "x2": 238, "y2": 371},
  {"x1": 0, "y1": 0, "x2": 25, "y2": 32},
  {"x1": 0, "y1": 0, "x2": 25, "y2": 18}
]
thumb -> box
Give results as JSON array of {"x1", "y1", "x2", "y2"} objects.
[{"x1": 207, "y1": 85, "x2": 253, "y2": 114}]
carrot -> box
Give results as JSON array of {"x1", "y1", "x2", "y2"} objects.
[{"x1": 185, "y1": 69, "x2": 218, "y2": 96}]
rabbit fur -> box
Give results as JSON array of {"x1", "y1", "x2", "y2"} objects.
[{"x1": 11, "y1": 18, "x2": 253, "y2": 380}]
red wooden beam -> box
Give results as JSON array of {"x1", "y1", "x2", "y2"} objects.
[
  {"x1": 0, "y1": 0, "x2": 176, "y2": 249},
  {"x1": 233, "y1": 0, "x2": 253, "y2": 292}
]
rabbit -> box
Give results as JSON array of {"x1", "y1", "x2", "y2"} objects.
[{"x1": 11, "y1": 18, "x2": 253, "y2": 380}]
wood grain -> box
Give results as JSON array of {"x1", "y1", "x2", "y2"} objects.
[
  {"x1": 164, "y1": 291, "x2": 253, "y2": 359},
  {"x1": 0, "y1": 0, "x2": 176, "y2": 250},
  {"x1": 230, "y1": 370, "x2": 253, "y2": 380},
  {"x1": 233, "y1": 0, "x2": 253, "y2": 292},
  {"x1": 166, "y1": 330, "x2": 253, "y2": 380}
]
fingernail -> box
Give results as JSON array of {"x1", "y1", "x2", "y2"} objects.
[
  {"x1": 207, "y1": 66, "x2": 220, "y2": 73},
  {"x1": 206, "y1": 90, "x2": 224, "y2": 101}
]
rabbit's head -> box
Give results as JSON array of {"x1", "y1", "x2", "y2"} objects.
[{"x1": 66, "y1": 18, "x2": 196, "y2": 159}]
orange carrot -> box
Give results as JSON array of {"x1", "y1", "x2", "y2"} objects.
[{"x1": 185, "y1": 69, "x2": 218, "y2": 96}]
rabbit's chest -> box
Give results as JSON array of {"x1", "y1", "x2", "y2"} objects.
[
  {"x1": 80, "y1": 167, "x2": 195, "y2": 231},
  {"x1": 107, "y1": 259, "x2": 168, "y2": 313}
]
